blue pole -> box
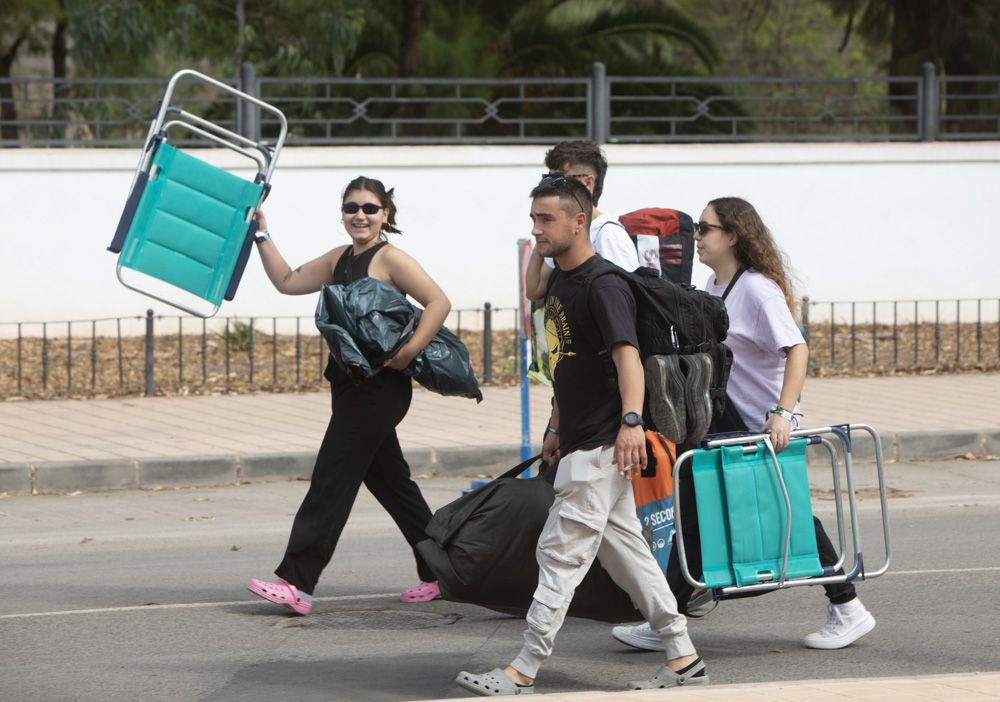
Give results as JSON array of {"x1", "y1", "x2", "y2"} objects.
[
  {"x1": 520, "y1": 334, "x2": 531, "y2": 466},
  {"x1": 517, "y1": 238, "x2": 532, "y2": 476}
]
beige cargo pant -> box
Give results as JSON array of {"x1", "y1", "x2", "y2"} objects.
[{"x1": 511, "y1": 444, "x2": 694, "y2": 679}]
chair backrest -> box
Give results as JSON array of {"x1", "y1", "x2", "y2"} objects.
[
  {"x1": 117, "y1": 143, "x2": 263, "y2": 306},
  {"x1": 692, "y1": 438, "x2": 822, "y2": 588}
]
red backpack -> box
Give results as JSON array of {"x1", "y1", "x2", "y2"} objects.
[{"x1": 619, "y1": 208, "x2": 695, "y2": 286}]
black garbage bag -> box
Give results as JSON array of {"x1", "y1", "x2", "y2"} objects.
[
  {"x1": 416, "y1": 456, "x2": 642, "y2": 623},
  {"x1": 404, "y1": 314, "x2": 482, "y2": 402},
  {"x1": 315, "y1": 279, "x2": 415, "y2": 383},
  {"x1": 315, "y1": 278, "x2": 482, "y2": 401}
]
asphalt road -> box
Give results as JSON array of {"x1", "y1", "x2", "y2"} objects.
[{"x1": 2, "y1": 459, "x2": 999, "y2": 702}]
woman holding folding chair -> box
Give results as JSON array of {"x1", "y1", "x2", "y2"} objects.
[
  {"x1": 613, "y1": 196, "x2": 876, "y2": 651},
  {"x1": 246, "y1": 176, "x2": 449, "y2": 614}
]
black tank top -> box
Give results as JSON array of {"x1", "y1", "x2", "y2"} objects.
[
  {"x1": 326, "y1": 240, "x2": 393, "y2": 389},
  {"x1": 333, "y1": 241, "x2": 389, "y2": 285}
]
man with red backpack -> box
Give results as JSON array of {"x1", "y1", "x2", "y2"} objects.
[
  {"x1": 524, "y1": 140, "x2": 696, "y2": 302},
  {"x1": 524, "y1": 140, "x2": 639, "y2": 301}
]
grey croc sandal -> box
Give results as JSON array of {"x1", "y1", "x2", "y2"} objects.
[
  {"x1": 627, "y1": 656, "x2": 709, "y2": 689},
  {"x1": 455, "y1": 668, "x2": 534, "y2": 696}
]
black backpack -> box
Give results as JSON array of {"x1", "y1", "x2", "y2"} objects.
[{"x1": 578, "y1": 262, "x2": 734, "y2": 421}]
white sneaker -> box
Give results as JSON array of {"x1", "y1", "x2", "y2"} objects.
[
  {"x1": 611, "y1": 621, "x2": 662, "y2": 651},
  {"x1": 803, "y1": 599, "x2": 876, "y2": 649}
]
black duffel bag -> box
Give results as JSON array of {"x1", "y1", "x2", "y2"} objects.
[{"x1": 415, "y1": 456, "x2": 642, "y2": 623}]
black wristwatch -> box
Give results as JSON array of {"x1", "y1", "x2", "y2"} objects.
[{"x1": 621, "y1": 411, "x2": 644, "y2": 428}]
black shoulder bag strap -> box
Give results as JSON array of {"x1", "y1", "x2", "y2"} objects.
[
  {"x1": 720, "y1": 267, "x2": 745, "y2": 301},
  {"x1": 496, "y1": 455, "x2": 542, "y2": 481}
]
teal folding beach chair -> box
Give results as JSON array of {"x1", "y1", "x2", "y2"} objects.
[
  {"x1": 673, "y1": 424, "x2": 891, "y2": 598},
  {"x1": 108, "y1": 69, "x2": 288, "y2": 317}
]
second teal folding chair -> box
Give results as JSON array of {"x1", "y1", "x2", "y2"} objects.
[{"x1": 673, "y1": 424, "x2": 891, "y2": 598}]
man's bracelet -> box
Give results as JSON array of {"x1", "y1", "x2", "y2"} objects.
[
  {"x1": 767, "y1": 406, "x2": 795, "y2": 422},
  {"x1": 546, "y1": 426, "x2": 559, "y2": 435}
]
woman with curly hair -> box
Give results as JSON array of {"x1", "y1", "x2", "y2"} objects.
[
  {"x1": 613, "y1": 197, "x2": 876, "y2": 653},
  {"x1": 698, "y1": 196, "x2": 807, "y2": 448}
]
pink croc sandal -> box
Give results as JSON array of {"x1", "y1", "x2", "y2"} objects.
[
  {"x1": 247, "y1": 577, "x2": 312, "y2": 615},
  {"x1": 400, "y1": 580, "x2": 441, "y2": 603}
]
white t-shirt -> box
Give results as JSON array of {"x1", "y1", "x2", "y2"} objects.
[
  {"x1": 705, "y1": 270, "x2": 804, "y2": 431},
  {"x1": 544, "y1": 213, "x2": 640, "y2": 272}
]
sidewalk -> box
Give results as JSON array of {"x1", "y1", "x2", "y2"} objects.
[
  {"x1": 424, "y1": 672, "x2": 1000, "y2": 701},
  {"x1": 1, "y1": 373, "x2": 998, "y2": 495}
]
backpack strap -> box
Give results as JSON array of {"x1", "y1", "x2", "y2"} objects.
[
  {"x1": 575, "y1": 263, "x2": 632, "y2": 382},
  {"x1": 544, "y1": 263, "x2": 561, "y2": 299},
  {"x1": 595, "y1": 219, "x2": 629, "y2": 236},
  {"x1": 720, "y1": 268, "x2": 745, "y2": 301}
]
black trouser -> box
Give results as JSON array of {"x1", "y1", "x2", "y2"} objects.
[
  {"x1": 275, "y1": 368, "x2": 435, "y2": 594},
  {"x1": 666, "y1": 398, "x2": 856, "y2": 610}
]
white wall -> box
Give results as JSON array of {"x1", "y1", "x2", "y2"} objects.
[{"x1": 1, "y1": 141, "x2": 996, "y2": 325}]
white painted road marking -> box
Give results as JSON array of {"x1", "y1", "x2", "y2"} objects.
[
  {"x1": 2, "y1": 566, "x2": 998, "y2": 620},
  {"x1": 0, "y1": 591, "x2": 399, "y2": 620}
]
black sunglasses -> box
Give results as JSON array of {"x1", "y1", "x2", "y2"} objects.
[
  {"x1": 694, "y1": 221, "x2": 726, "y2": 235},
  {"x1": 542, "y1": 171, "x2": 590, "y2": 181},
  {"x1": 342, "y1": 202, "x2": 384, "y2": 215},
  {"x1": 538, "y1": 174, "x2": 589, "y2": 216}
]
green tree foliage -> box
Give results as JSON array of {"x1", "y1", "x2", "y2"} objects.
[
  {"x1": 0, "y1": 0, "x2": 59, "y2": 139},
  {"x1": 674, "y1": 0, "x2": 885, "y2": 77},
  {"x1": 55, "y1": 1, "x2": 371, "y2": 78},
  {"x1": 64, "y1": 0, "x2": 167, "y2": 76},
  {"x1": 823, "y1": 0, "x2": 1000, "y2": 77},
  {"x1": 822, "y1": 0, "x2": 1000, "y2": 127},
  {"x1": 168, "y1": 1, "x2": 370, "y2": 78},
  {"x1": 6, "y1": 0, "x2": 999, "y2": 142},
  {"x1": 408, "y1": 0, "x2": 718, "y2": 77}
]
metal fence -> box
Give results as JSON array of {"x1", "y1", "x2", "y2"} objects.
[
  {"x1": 2, "y1": 62, "x2": 997, "y2": 147},
  {"x1": 802, "y1": 297, "x2": 1000, "y2": 374},
  {"x1": 0, "y1": 305, "x2": 518, "y2": 400},
  {"x1": 3, "y1": 297, "x2": 997, "y2": 400}
]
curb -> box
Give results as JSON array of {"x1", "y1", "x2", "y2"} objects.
[
  {"x1": 0, "y1": 431, "x2": 996, "y2": 496},
  {"x1": 0, "y1": 443, "x2": 542, "y2": 496}
]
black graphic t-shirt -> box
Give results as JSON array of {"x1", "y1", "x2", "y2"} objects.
[{"x1": 546, "y1": 255, "x2": 639, "y2": 454}]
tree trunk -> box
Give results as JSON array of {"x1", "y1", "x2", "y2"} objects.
[
  {"x1": 51, "y1": 10, "x2": 69, "y2": 143},
  {"x1": 398, "y1": 0, "x2": 423, "y2": 77},
  {"x1": 0, "y1": 34, "x2": 26, "y2": 142},
  {"x1": 53, "y1": 17, "x2": 67, "y2": 79},
  {"x1": 885, "y1": 0, "x2": 943, "y2": 127},
  {"x1": 235, "y1": 0, "x2": 246, "y2": 72}
]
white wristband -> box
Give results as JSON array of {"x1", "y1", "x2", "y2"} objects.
[{"x1": 768, "y1": 406, "x2": 795, "y2": 422}]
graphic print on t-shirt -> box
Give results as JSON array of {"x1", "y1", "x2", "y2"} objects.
[{"x1": 544, "y1": 295, "x2": 576, "y2": 378}]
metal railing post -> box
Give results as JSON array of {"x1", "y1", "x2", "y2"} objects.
[
  {"x1": 16, "y1": 323, "x2": 22, "y2": 396},
  {"x1": 920, "y1": 62, "x2": 938, "y2": 142},
  {"x1": 483, "y1": 302, "x2": 493, "y2": 384},
  {"x1": 144, "y1": 309, "x2": 155, "y2": 396},
  {"x1": 591, "y1": 62, "x2": 609, "y2": 143}
]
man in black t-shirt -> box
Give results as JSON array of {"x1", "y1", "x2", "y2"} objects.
[{"x1": 455, "y1": 177, "x2": 708, "y2": 697}]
